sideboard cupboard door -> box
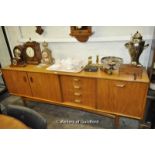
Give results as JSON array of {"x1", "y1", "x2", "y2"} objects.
[
  {"x1": 2, "y1": 70, "x2": 32, "y2": 96},
  {"x1": 97, "y1": 79, "x2": 114, "y2": 113},
  {"x1": 97, "y1": 79, "x2": 148, "y2": 119},
  {"x1": 109, "y1": 80, "x2": 148, "y2": 118},
  {"x1": 27, "y1": 72, "x2": 61, "y2": 102}
]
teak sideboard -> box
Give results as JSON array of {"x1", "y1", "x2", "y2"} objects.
[{"x1": 2, "y1": 65, "x2": 149, "y2": 127}]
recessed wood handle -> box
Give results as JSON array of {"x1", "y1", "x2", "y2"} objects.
[
  {"x1": 116, "y1": 84, "x2": 126, "y2": 88},
  {"x1": 74, "y1": 92, "x2": 81, "y2": 96},
  {"x1": 74, "y1": 99, "x2": 81, "y2": 103},
  {"x1": 30, "y1": 77, "x2": 33, "y2": 83},
  {"x1": 73, "y1": 78, "x2": 80, "y2": 82},
  {"x1": 23, "y1": 76, "x2": 27, "y2": 82},
  {"x1": 73, "y1": 85, "x2": 80, "y2": 89}
]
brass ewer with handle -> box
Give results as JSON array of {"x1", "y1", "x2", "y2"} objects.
[{"x1": 125, "y1": 31, "x2": 149, "y2": 66}]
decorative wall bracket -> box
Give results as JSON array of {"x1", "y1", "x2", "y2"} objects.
[
  {"x1": 70, "y1": 26, "x2": 93, "y2": 42},
  {"x1": 35, "y1": 26, "x2": 44, "y2": 35}
]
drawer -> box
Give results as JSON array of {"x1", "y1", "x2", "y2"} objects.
[
  {"x1": 60, "y1": 75, "x2": 96, "y2": 108},
  {"x1": 60, "y1": 75, "x2": 96, "y2": 92},
  {"x1": 62, "y1": 90, "x2": 96, "y2": 107}
]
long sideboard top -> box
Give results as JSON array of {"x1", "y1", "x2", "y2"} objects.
[{"x1": 2, "y1": 65, "x2": 150, "y2": 83}]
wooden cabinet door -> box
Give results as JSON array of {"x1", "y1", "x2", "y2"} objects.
[
  {"x1": 109, "y1": 80, "x2": 148, "y2": 118},
  {"x1": 27, "y1": 72, "x2": 61, "y2": 102},
  {"x1": 97, "y1": 79, "x2": 148, "y2": 118},
  {"x1": 60, "y1": 75, "x2": 96, "y2": 108},
  {"x1": 2, "y1": 70, "x2": 32, "y2": 96},
  {"x1": 97, "y1": 79, "x2": 112, "y2": 112}
]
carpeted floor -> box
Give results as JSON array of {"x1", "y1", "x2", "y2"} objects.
[{"x1": 0, "y1": 93, "x2": 140, "y2": 129}]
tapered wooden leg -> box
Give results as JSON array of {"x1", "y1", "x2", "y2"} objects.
[
  {"x1": 139, "y1": 118, "x2": 151, "y2": 129},
  {"x1": 114, "y1": 116, "x2": 120, "y2": 128}
]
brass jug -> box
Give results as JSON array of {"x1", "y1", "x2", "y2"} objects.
[{"x1": 125, "y1": 31, "x2": 149, "y2": 66}]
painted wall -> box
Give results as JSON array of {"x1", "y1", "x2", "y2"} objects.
[
  {"x1": 0, "y1": 27, "x2": 10, "y2": 67},
  {"x1": 5, "y1": 26, "x2": 155, "y2": 67},
  {"x1": 148, "y1": 28, "x2": 155, "y2": 69}
]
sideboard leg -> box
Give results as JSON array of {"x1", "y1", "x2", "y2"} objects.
[
  {"x1": 139, "y1": 117, "x2": 151, "y2": 129},
  {"x1": 114, "y1": 116, "x2": 120, "y2": 128}
]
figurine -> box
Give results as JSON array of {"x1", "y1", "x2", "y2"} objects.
[
  {"x1": 88, "y1": 56, "x2": 92, "y2": 65},
  {"x1": 84, "y1": 56, "x2": 98, "y2": 72},
  {"x1": 96, "y1": 55, "x2": 99, "y2": 65}
]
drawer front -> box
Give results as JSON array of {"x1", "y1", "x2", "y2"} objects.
[
  {"x1": 60, "y1": 75, "x2": 96, "y2": 108},
  {"x1": 62, "y1": 90, "x2": 96, "y2": 106},
  {"x1": 61, "y1": 90, "x2": 82, "y2": 103}
]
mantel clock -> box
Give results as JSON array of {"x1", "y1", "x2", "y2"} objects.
[{"x1": 24, "y1": 41, "x2": 42, "y2": 65}]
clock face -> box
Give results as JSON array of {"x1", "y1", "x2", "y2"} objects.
[
  {"x1": 15, "y1": 49, "x2": 21, "y2": 54},
  {"x1": 26, "y1": 47, "x2": 35, "y2": 58},
  {"x1": 42, "y1": 51, "x2": 48, "y2": 58}
]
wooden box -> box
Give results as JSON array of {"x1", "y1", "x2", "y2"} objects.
[{"x1": 119, "y1": 64, "x2": 143, "y2": 79}]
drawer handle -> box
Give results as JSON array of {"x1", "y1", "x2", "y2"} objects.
[
  {"x1": 73, "y1": 78, "x2": 80, "y2": 82},
  {"x1": 30, "y1": 77, "x2": 33, "y2": 83},
  {"x1": 74, "y1": 99, "x2": 81, "y2": 103},
  {"x1": 73, "y1": 85, "x2": 80, "y2": 89},
  {"x1": 74, "y1": 92, "x2": 81, "y2": 96},
  {"x1": 116, "y1": 84, "x2": 126, "y2": 88}
]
